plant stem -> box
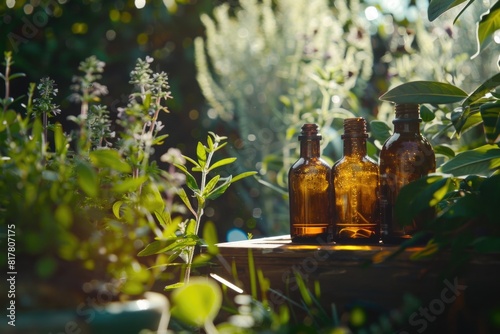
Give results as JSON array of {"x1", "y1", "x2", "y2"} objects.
[
  {"x1": 183, "y1": 138, "x2": 219, "y2": 284},
  {"x1": 4, "y1": 58, "x2": 10, "y2": 102},
  {"x1": 81, "y1": 83, "x2": 90, "y2": 117},
  {"x1": 3, "y1": 53, "x2": 12, "y2": 110},
  {"x1": 43, "y1": 110, "x2": 48, "y2": 146},
  {"x1": 148, "y1": 99, "x2": 162, "y2": 136}
]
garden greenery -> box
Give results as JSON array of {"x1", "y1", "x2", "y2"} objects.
[
  {"x1": 0, "y1": 51, "x2": 254, "y2": 308},
  {"x1": 371, "y1": 0, "x2": 500, "y2": 272}
]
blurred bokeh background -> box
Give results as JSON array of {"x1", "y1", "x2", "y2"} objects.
[{"x1": 1, "y1": 0, "x2": 497, "y2": 242}]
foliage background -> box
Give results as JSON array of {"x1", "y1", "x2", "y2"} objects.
[
  {"x1": 0, "y1": 0, "x2": 254, "y2": 242},
  {"x1": 1, "y1": 0, "x2": 498, "y2": 241}
]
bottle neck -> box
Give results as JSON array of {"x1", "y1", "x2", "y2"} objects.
[
  {"x1": 393, "y1": 120, "x2": 421, "y2": 134},
  {"x1": 300, "y1": 138, "x2": 321, "y2": 158},
  {"x1": 393, "y1": 103, "x2": 421, "y2": 134},
  {"x1": 343, "y1": 137, "x2": 367, "y2": 157},
  {"x1": 341, "y1": 117, "x2": 368, "y2": 157}
]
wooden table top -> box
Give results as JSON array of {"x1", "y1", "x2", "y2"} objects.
[{"x1": 215, "y1": 234, "x2": 423, "y2": 262}]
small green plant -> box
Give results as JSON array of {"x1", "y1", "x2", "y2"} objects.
[{"x1": 139, "y1": 132, "x2": 256, "y2": 287}]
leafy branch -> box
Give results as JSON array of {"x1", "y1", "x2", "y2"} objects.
[
  {"x1": 0, "y1": 51, "x2": 26, "y2": 112},
  {"x1": 139, "y1": 132, "x2": 256, "y2": 287}
]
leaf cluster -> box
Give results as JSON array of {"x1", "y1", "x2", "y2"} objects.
[{"x1": 374, "y1": 0, "x2": 500, "y2": 272}]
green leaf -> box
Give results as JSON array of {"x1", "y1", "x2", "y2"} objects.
[
  {"x1": 165, "y1": 282, "x2": 185, "y2": 291},
  {"x1": 480, "y1": 102, "x2": 500, "y2": 143},
  {"x1": 294, "y1": 271, "x2": 312, "y2": 306},
  {"x1": 138, "y1": 238, "x2": 176, "y2": 256},
  {"x1": 154, "y1": 210, "x2": 172, "y2": 228},
  {"x1": 171, "y1": 277, "x2": 222, "y2": 327},
  {"x1": 379, "y1": 81, "x2": 467, "y2": 104},
  {"x1": 369, "y1": 120, "x2": 392, "y2": 143},
  {"x1": 203, "y1": 175, "x2": 220, "y2": 196},
  {"x1": 420, "y1": 104, "x2": 436, "y2": 122},
  {"x1": 112, "y1": 201, "x2": 123, "y2": 219},
  {"x1": 186, "y1": 219, "x2": 197, "y2": 235},
  {"x1": 207, "y1": 134, "x2": 214, "y2": 151},
  {"x1": 143, "y1": 93, "x2": 152, "y2": 109},
  {"x1": 32, "y1": 118, "x2": 43, "y2": 143},
  {"x1": 460, "y1": 174, "x2": 486, "y2": 191},
  {"x1": 433, "y1": 145, "x2": 456, "y2": 159},
  {"x1": 207, "y1": 157, "x2": 237, "y2": 172},
  {"x1": 174, "y1": 163, "x2": 199, "y2": 191},
  {"x1": 231, "y1": 171, "x2": 258, "y2": 183},
  {"x1": 157, "y1": 214, "x2": 180, "y2": 239},
  {"x1": 138, "y1": 236, "x2": 198, "y2": 256},
  {"x1": 280, "y1": 95, "x2": 292, "y2": 107},
  {"x1": 0, "y1": 110, "x2": 17, "y2": 131},
  {"x1": 427, "y1": 0, "x2": 468, "y2": 21},
  {"x1": 462, "y1": 73, "x2": 500, "y2": 108},
  {"x1": 440, "y1": 145, "x2": 500, "y2": 175},
  {"x1": 205, "y1": 176, "x2": 232, "y2": 200},
  {"x1": 192, "y1": 253, "x2": 213, "y2": 265},
  {"x1": 53, "y1": 123, "x2": 67, "y2": 156},
  {"x1": 143, "y1": 183, "x2": 165, "y2": 211},
  {"x1": 112, "y1": 176, "x2": 148, "y2": 194},
  {"x1": 8, "y1": 73, "x2": 26, "y2": 80},
  {"x1": 475, "y1": 2, "x2": 500, "y2": 56},
  {"x1": 451, "y1": 107, "x2": 483, "y2": 135},
  {"x1": 439, "y1": 193, "x2": 481, "y2": 222},
  {"x1": 76, "y1": 160, "x2": 99, "y2": 197},
  {"x1": 395, "y1": 175, "x2": 458, "y2": 226},
  {"x1": 203, "y1": 221, "x2": 219, "y2": 255},
  {"x1": 90, "y1": 149, "x2": 131, "y2": 173},
  {"x1": 182, "y1": 155, "x2": 201, "y2": 169},
  {"x1": 214, "y1": 141, "x2": 228, "y2": 152},
  {"x1": 152, "y1": 134, "x2": 169, "y2": 145},
  {"x1": 196, "y1": 141, "x2": 207, "y2": 167},
  {"x1": 177, "y1": 188, "x2": 195, "y2": 215}
]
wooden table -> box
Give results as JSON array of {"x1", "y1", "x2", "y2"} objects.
[{"x1": 205, "y1": 235, "x2": 500, "y2": 331}]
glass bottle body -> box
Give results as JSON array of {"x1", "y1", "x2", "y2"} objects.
[
  {"x1": 379, "y1": 104, "x2": 436, "y2": 243},
  {"x1": 333, "y1": 118, "x2": 380, "y2": 243},
  {"x1": 289, "y1": 125, "x2": 333, "y2": 243}
]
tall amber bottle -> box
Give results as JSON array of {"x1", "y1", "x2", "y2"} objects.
[
  {"x1": 333, "y1": 117, "x2": 380, "y2": 243},
  {"x1": 379, "y1": 103, "x2": 436, "y2": 243},
  {"x1": 289, "y1": 124, "x2": 333, "y2": 243}
]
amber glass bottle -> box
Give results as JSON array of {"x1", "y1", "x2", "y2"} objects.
[
  {"x1": 333, "y1": 117, "x2": 380, "y2": 243},
  {"x1": 289, "y1": 124, "x2": 333, "y2": 243},
  {"x1": 379, "y1": 103, "x2": 436, "y2": 243}
]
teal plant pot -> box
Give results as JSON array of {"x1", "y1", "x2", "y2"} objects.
[{"x1": 1, "y1": 292, "x2": 170, "y2": 334}]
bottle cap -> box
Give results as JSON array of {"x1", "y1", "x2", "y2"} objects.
[
  {"x1": 298, "y1": 123, "x2": 322, "y2": 140},
  {"x1": 393, "y1": 103, "x2": 422, "y2": 123},
  {"x1": 342, "y1": 117, "x2": 368, "y2": 139}
]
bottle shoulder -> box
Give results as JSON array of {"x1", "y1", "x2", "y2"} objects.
[
  {"x1": 333, "y1": 155, "x2": 378, "y2": 172},
  {"x1": 290, "y1": 157, "x2": 332, "y2": 171},
  {"x1": 381, "y1": 133, "x2": 434, "y2": 152}
]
